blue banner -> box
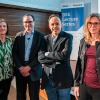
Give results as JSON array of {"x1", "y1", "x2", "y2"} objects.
[
  {"x1": 61, "y1": 3, "x2": 84, "y2": 60},
  {"x1": 61, "y1": 3, "x2": 84, "y2": 31}
]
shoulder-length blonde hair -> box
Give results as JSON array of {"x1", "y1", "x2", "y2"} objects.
[{"x1": 84, "y1": 13, "x2": 100, "y2": 43}]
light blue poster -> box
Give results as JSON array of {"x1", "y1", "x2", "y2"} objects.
[
  {"x1": 61, "y1": 3, "x2": 84, "y2": 60},
  {"x1": 61, "y1": 3, "x2": 84, "y2": 31}
]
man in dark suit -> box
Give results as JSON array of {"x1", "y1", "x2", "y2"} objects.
[
  {"x1": 38, "y1": 14, "x2": 74, "y2": 100},
  {"x1": 12, "y1": 14, "x2": 45, "y2": 100}
]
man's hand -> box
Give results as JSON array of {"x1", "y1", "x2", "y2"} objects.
[
  {"x1": 45, "y1": 52, "x2": 49, "y2": 56},
  {"x1": 19, "y1": 66, "x2": 31, "y2": 77},
  {"x1": 42, "y1": 64, "x2": 45, "y2": 69},
  {"x1": 62, "y1": 48, "x2": 65, "y2": 51},
  {"x1": 19, "y1": 66, "x2": 24, "y2": 73}
]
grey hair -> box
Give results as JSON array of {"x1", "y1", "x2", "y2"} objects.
[{"x1": 48, "y1": 14, "x2": 60, "y2": 22}]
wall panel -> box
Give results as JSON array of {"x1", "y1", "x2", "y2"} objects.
[{"x1": 0, "y1": 5, "x2": 60, "y2": 37}]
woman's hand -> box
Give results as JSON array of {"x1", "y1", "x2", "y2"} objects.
[{"x1": 74, "y1": 86, "x2": 79, "y2": 100}]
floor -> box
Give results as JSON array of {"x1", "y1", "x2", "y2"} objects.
[
  {"x1": 8, "y1": 61, "x2": 76, "y2": 100},
  {"x1": 8, "y1": 85, "x2": 16, "y2": 100},
  {"x1": 8, "y1": 85, "x2": 45, "y2": 100},
  {"x1": 8, "y1": 85, "x2": 75, "y2": 100}
]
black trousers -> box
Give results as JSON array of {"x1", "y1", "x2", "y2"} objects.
[
  {"x1": 79, "y1": 82, "x2": 100, "y2": 100},
  {"x1": 15, "y1": 71, "x2": 40, "y2": 100},
  {"x1": 0, "y1": 78, "x2": 12, "y2": 100}
]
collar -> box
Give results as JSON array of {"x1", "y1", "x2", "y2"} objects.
[
  {"x1": 52, "y1": 34, "x2": 58, "y2": 40},
  {"x1": 23, "y1": 29, "x2": 34, "y2": 35}
]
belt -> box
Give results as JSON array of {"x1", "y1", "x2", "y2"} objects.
[
  {"x1": 49, "y1": 74, "x2": 53, "y2": 79},
  {"x1": 24, "y1": 61, "x2": 29, "y2": 65}
]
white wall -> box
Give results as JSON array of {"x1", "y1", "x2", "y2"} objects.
[
  {"x1": 98, "y1": 0, "x2": 100, "y2": 13},
  {"x1": 0, "y1": 0, "x2": 61, "y2": 11},
  {"x1": 0, "y1": 0, "x2": 98, "y2": 13}
]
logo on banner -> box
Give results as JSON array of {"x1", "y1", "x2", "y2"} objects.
[{"x1": 61, "y1": 6, "x2": 84, "y2": 31}]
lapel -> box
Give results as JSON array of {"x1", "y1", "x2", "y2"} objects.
[
  {"x1": 79, "y1": 39, "x2": 90, "y2": 60},
  {"x1": 47, "y1": 34, "x2": 53, "y2": 51},
  {"x1": 82, "y1": 41, "x2": 90, "y2": 55},
  {"x1": 29, "y1": 30, "x2": 38, "y2": 56},
  {"x1": 19, "y1": 31, "x2": 25, "y2": 60},
  {"x1": 53, "y1": 32, "x2": 66, "y2": 51}
]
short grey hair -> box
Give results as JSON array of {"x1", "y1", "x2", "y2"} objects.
[{"x1": 48, "y1": 14, "x2": 60, "y2": 22}]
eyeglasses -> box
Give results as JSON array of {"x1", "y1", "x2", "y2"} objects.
[
  {"x1": 23, "y1": 21, "x2": 34, "y2": 24},
  {"x1": 88, "y1": 22, "x2": 100, "y2": 27}
]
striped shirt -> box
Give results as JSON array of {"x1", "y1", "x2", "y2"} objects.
[{"x1": 0, "y1": 37, "x2": 13, "y2": 81}]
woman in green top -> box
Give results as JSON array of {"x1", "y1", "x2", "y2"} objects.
[{"x1": 0, "y1": 19, "x2": 13, "y2": 100}]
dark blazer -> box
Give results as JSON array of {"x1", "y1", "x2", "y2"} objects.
[
  {"x1": 12, "y1": 30, "x2": 45, "y2": 81},
  {"x1": 74, "y1": 38, "x2": 100, "y2": 86},
  {"x1": 38, "y1": 31, "x2": 74, "y2": 89}
]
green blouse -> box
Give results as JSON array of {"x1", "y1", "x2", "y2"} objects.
[{"x1": 0, "y1": 37, "x2": 13, "y2": 81}]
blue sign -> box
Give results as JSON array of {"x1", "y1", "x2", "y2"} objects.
[{"x1": 61, "y1": 6, "x2": 84, "y2": 31}]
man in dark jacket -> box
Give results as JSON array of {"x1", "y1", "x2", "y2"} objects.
[
  {"x1": 12, "y1": 14, "x2": 45, "y2": 100},
  {"x1": 38, "y1": 14, "x2": 73, "y2": 100}
]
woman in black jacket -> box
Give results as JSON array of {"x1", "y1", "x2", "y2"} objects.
[{"x1": 74, "y1": 13, "x2": 100, "y2": 100}]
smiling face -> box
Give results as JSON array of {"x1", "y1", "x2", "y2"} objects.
[
  {"x1": 0, "y1": 21, "x2": 7, "y2": 36},
  {"x1": 48, "y1": 16, "x2": 61, "y2": 36},
  {"x1": 23, "y1": 15, "x2": 35, "y2": 33},
  {"x1": 88, "y1": 16, "x2": 100, "y2": 35}
]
